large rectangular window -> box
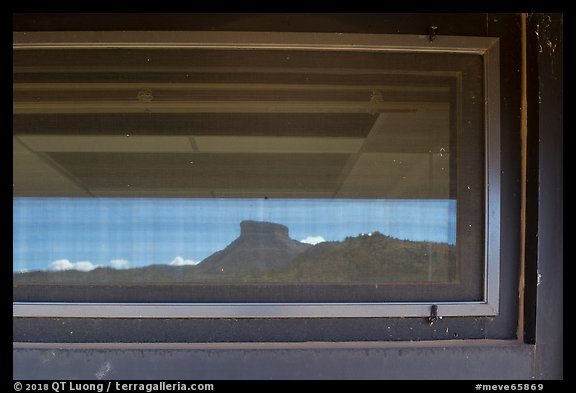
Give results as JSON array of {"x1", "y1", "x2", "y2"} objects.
[{"x1": 13, "y1": 32, "x2": 500, "y2": 317}]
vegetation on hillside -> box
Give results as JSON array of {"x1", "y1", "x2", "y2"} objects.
[{"x1": 13, "y1": 230, "x2": 455, "y2": 285}]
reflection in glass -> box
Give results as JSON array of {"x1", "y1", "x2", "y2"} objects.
[
  {"x1": 13, "y1": 198, "x2": 456, "y2": 283},
  {"x1": 13, "y1": 47, "x2": 466, "y2": 289}
]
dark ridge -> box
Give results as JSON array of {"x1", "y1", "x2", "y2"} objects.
[{"x1": 195, "y1": 220, "x2": 311, "y2": 275}]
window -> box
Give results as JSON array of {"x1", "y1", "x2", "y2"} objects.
[{"x1": 13, "y1": 32, "x2": 500, "y2": 318}]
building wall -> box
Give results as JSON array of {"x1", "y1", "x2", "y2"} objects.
[{"x1": 12, "y1": 13, "x2": 563, "y2": 380}]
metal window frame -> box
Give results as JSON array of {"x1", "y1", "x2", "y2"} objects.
[{"x1": 12, "y1": 31, "x2": 500, "y2": 319}]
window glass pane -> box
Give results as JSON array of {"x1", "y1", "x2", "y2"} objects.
[{"x1": 13, "y1": 46, "x2": 485, "y2": 303}]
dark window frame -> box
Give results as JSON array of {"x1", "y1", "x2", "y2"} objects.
[{"x1": 12, "y1": 31, "x2": 501, "y2": 319}]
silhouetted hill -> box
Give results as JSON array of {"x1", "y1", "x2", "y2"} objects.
[
  {"x1": 13, "y1": 222, "x2": 454, "y2": 285},
  {"x1": 253, "y1": 232, "x2": 455, "y2": 283},
  {"x1": 13, "y1": 264, "x2": 198, "y2": 284},
  {"x1": 195, "y1": 220, "x2": 311, "y2": 276}
]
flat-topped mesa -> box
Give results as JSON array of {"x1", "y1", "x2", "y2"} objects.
[
  {"x1": 195, "y1": 220, "x2": 310, "y2": 275},
  {"x1": 239, "y1": 220, "x2": 289, "y2": 239}
]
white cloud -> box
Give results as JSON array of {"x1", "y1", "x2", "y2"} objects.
[
  {"x1": 74, "y1": 261, "x2": 99, "y2": 272},
  {"x1": 49, "y1": 259, "x2": 74, "y2": 271},
  {"x1": 110, "y1": 259, "x2": 130, "y2": 269},
  {"x1": 49, "y1": 259, "x2": 99, "y2": 272},
  {"x1": 169, "y1": 256, "x2": 200, "y2": 266},
  {"x1": 300, "y1": 236, "x2": 326, "y2": 245}
]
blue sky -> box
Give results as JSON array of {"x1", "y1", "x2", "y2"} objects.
[{"x1": 13, "y1": 197, "x2": 456, "y2": 272}]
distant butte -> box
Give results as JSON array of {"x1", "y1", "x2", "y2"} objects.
[
  {"x1": 194, "y1": 220, "x2": 311, "y2": 275},
  {"x1": 239, "y1": 220, "x2": 290, "y2": 239}
]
